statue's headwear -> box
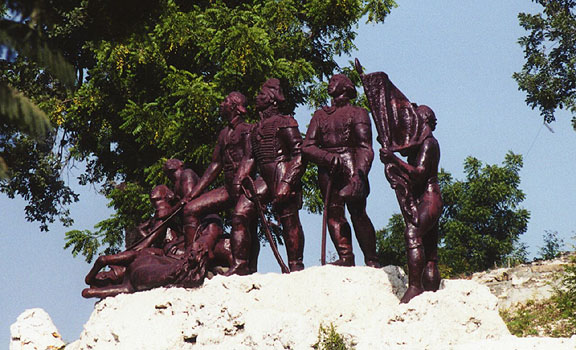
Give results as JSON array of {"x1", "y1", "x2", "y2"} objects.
[
  {"x1": 330, "y1": 74, "x2": 357, "y2": 100},
  {"x1": 163, "y1": 158, "x2": 183, "y2": 172},
  {"x1": 262, "y1": 78, "x2": 286, "y2": 103}
]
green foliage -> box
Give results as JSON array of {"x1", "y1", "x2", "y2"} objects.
[
  {"x1": 514, "y1": 1, "x2": 576, "y2": 129},
  {"x1": 439, "y1": 152, "x2": 529, "y2": 274},
  {"x1": 312, "y1": 323, "x2": 355, "y2": 350},
  {"x1": 302, "y1": 163, "x2": 324, "y2": 214},
  {"x1": 0, "y1": 1, "x2": 76, "y2": 178},
  {"x1": 538, "y1": 230, "x2": 565, "y2": 260},
  {"x1": 499, "y1": 299, "x2": 576, "y2": 337},
  {"x1": 506, "y1": 241, "x2": 530, "y2": 268},
  {"x1": 0, "y1": 134, "x2": 78, "y2": 230},
  {"x1": 556, "y1": 255, "x2": 576, "y2": 321},
  {"x1": 375, "y1": 213, "x2": 406, "y2": 267},
  {"x1": 376, "y1": 152, "x2": 530, "y2": 276},
  {"x1": 18, "y1": 0, "x2": 393, "y2": 257}
]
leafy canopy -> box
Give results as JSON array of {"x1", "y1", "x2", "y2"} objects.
[
  {"x1": 0, "y1": 0, "x2": 397, "y2": 260},
  {"x1": 515, "y1": 0, "x2": 576, "y2": 130},
  {"x1": 0, "y1": 1, "x2": 76, "y2": 178}
]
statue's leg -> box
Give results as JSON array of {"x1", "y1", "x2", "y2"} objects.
[
  {"x1": 319, "y1": 170, "x2": 354, "y2": 266},
  {"x1": 422, "y1": 222, "x2": 440, "y2": 291},
  {"x1": 326, "y1": 203, "x2": 354, "y2": 266},
  {"x1": 225, "y1": 178, "x2": 266, "y2": 276},
  {"x1": 81, "y1": 282, "x2": 134, "y2": 299},
  {"x1": 277, "y1": 202, "x2": 305, "y2": 272},
  {"x1": 182, "y1": 187, "x2": 230, "y2": 245},
  {"x1": 415, "y1": 190, "x2": 442, "y2": 292},
  {"x1": 401, "y1": 224, "x2": 425, "y2": 304},
  {"x1": 347, "y1": 197, "x2": 380, "y2": 268}
]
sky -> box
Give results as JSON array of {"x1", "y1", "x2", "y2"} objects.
[{"x1": 3, "y1": 0, "x2": 576, "y2": 346}]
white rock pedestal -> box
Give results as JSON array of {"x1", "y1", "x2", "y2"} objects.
[
  {"x1": 10, "y1": 308, "x2": 65, "y2": 350},
  {"x1": 11, "y1": 265, "x2": 576, "y2": 349}
]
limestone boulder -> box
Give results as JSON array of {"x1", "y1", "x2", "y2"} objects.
[{"x1": 10, "y1": 308, "x2": 66, "y2": 350}]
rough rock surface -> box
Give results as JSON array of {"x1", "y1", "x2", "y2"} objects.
[
  {"x1": 471, "y1": 253, "x2": 573, "y2": 309},
  {"x1": 11, "y1": 265, "x2": 576, "y2": 349},
  {"x1": 9, "y1": 308, "x2": 65, "y2": 350},
  {"x1": 61, "y1": 265, "x2": 573, "y2": 350}
]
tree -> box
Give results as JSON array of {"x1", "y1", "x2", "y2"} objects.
[
  {"x1": 375, "y1": 213, "x2": 405, "y2": 267},
  {"x1": 514, "y1": 0, "x2": 576, "y2": 130},
  {"x1": 440, "y1": 152, "x2": 529, "y2": 274},
  {"x1": 376, "y1": 152, "x2": 530, "y2": 275},
  {"x1": 0, "y1": 1, "x2": 80, "y2": 229},
  {"x1": 538, "y1": 230, "x2": 565, "y2": 260},
  {"x1": 0, "y1": 0, "x2": 76, "y2": 177},
  {"x1": 0, "y1": 0, "x2": 398, "y2": 260}
]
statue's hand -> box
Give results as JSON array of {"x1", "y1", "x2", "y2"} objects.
[
  {"x1": 275, "y1": 181, "x2": 291, "y2": 203},
  {"x1": 326, "y1": 153, "x2": 342, "y2": 174},
  {"x1": 379, "y1": 147, "x2": 394, "y2": 163}
]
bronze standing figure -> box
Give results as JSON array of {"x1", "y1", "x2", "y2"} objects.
[
  {"x1": 235, "y1": 78, "x2": 306, "y2": 272},
  {"x1": 303, "y1": 74, "x2": 380, "y2": 267},
  {"x1": 182, "y1": 92, "x2": 259, "y2": 275}
]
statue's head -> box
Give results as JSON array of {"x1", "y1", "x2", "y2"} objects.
[
  {"x1": 150, "y1": 184, "x2": 173, "y2": 200},
  {"x1": 328, "y1": 74, "x2": 357, "y2": 101},
  {"x1": 163, "y1": 158, "x2": 183, "y2": 180},
  {"x1": 417, "y1": 105, "x2": 436, "y2": 131},
  {"x1": 256, "y1": 78, "x2": 285, "y2": 111},
  {"x1": 220, "y1": 91, "x2": 247, "y2": 121}
]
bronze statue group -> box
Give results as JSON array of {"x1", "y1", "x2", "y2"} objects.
[{"x1": 82, "y1": 64, "x2": 443, "y2": 304}]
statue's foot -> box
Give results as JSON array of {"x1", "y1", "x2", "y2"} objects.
[
  {"x1": 223, "y1": 261, "x2": 250, "y2": 276},
  {"x1": 212, "y1": 266, "x2": 229, "y2": 275},
  {"x1": 400, "y1": 286, "x2": 424, "y2": 304},
  {"x1": 365, "y1": 259, "x2": 381, "y2": 268},
  {"x1": 289, "y1": 261, "x2": 304, "y2": 272},
  {"x1": 81, "y1": 288, "x2": 93, "y2": 298},
  {"x1": 329, "y1": 256, "x2": 355, "y2": 267}
]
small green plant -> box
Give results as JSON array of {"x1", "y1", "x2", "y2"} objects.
[
  {"x1": 501, "y1": 254, "x2": 576, "y2": 337},
  {"x1": 538, "y1": 231, "x2": 565, "y2": 260},
  {"x1": 312, "y1": 323, "x2": 354, "y2": 350}
]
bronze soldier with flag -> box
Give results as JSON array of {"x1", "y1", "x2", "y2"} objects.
[{"x1": 357, "y1": 60, "x2": 442, "y2": 303}]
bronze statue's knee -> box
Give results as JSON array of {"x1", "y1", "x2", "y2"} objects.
[
  {"x1": 406, "y1": 236, "x2": 423, "y2": 249},
  {"x1": 232, "y1": 214, "x2": 249, "y2": 227},
  {"x1": 327, "y1": 204, "x2": 345, "y2": 218}
]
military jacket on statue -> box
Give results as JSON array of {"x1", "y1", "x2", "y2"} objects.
[
  {"x1": 250, "y1": 113, "x2": 304, "y2": 193},
  {"x1": 214, "y1": 118, "x2": 253, "y2": 190},
  {"x1": 303, "y1": 104, "x2": 374, "y2": 194}
]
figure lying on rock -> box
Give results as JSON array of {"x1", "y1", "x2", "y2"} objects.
[{"x1": 82, "y1": 183, "x2": 232, "y2": 298}]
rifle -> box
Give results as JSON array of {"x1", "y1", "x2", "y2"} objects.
[{"x1": 241, "y1": 177, "x2": 290, "y2": 274}]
